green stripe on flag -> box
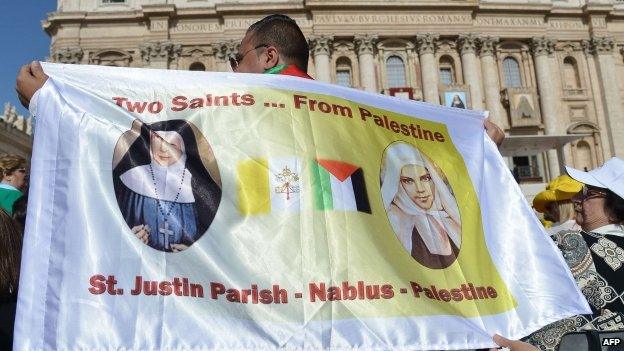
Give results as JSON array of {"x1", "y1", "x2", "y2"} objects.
[{"x1": 310, "y1": 160, "x2": 333, "y2": 210}]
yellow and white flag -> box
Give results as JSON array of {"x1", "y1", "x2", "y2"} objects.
[
  {"x1": 237, "y1": 157, "x2": 302, "y2": 214},
  {"x1": 15, "y1": 63, "x2": 590, "y2": 350}
]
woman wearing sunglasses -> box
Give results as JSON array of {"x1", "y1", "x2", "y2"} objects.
[
  {"x1": 524, "y1": 157, "x2": 624, "y2": 351},
  {"x1": 0, "y1": 155, "x2": 27, "y2": 215}
]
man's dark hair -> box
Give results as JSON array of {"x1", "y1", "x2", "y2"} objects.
[
  {"x1": 0, "y1": 208, "x2": 22, "y2": 301},
  {"x1": 247, "y1": 14, "x2": 309, "y2": 72},
  {"x1": 605, "y1": 189, "x2": 624, "y2": 223},
  {"x1": 12, "y1": 195, "x2": 27, "y2": 230}
]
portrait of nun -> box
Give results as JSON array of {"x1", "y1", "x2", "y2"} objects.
[
  {"x1": 444, "y1": 92, "x2": 467, "y2": 109},
  {"x1": 450, "y1": 94, "x2": 466, "y2": 109},
  {"x1": 112, "y1": 119, "x2": 222, "y2": 253},
  {"x1": 380, "y1": 142, "x2": 462, "y2": 269}
]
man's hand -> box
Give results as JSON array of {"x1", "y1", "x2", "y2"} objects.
[
  {"x1": 484, "y1": 119, "x2": 505, "y2": 147},
  {"x1": 489, "y1": 334, "x2": 538, "y2": 351},
  {"x1": 16, "y1": 61, "x2": 48, "y2": 109},
  {"x1": 131, "y1": 224, "x2": 150, "y2": 244}
]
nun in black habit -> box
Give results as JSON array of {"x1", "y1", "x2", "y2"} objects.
[{"x1": 113, "y1": 119, "x2": 221, "y2": 252}]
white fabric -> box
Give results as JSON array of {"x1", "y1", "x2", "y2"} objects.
[
  {"x1": 566, "y1": 157, "x2": 624, "y2": 199},
  {"x1": 28, "y1": 88, "x2": 40, "y2": 117},
  {"x1": 268, "y1": 157, "x2": 301, "y2": 212},
  {"x1": 380, "y1": 142, "x2": 461, "y2": 255},
  {"x1": 329, "y1": 173, "x2": 357, "y2": 210},
  {"x1": 14, "y1": 62, "x2": 591, "y2": 351},
  {"x1": 547, "y1": 219, "x2": 581, "y2": 235},
  {"x1": 591, "y1": 223, "x2": 624, "y2": 237}
]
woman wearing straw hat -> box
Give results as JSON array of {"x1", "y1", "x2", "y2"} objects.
[{"x1": 532, "y1": 175, "x2": 583, "y2": 235}]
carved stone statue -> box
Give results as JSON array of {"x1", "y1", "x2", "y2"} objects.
[
  {"x1": 309, "y1": 36, "x2": 333, "y2": 56},
  {"x1": 139, "y1": 40, "x2": 180, "y2": 64},
  {"x1": 354, "y1": 34, "x2": 378, "y2": 56},
  {"x1": 52, "y1": 47, "x2": 84, "y2": 64}
]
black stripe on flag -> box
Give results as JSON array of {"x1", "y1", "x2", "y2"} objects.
[{"x1": 350, "y1": 168, "x2": 371, "y2": 214}]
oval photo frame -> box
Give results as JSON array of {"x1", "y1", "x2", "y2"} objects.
[
  {"x1": 112, "y1": 119, "x2": 222, "y2": 253},
  {"x1": 380, "y1": 142, "x2": 462, "y2": 269}
]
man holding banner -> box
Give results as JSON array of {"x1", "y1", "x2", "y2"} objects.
[{"x1": 13, "y1": 13, "x2": 591, "y2": 351}]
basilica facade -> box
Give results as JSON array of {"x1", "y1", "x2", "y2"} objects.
[
  {"x1": 46, "y1": 0, "x2": 624, "y2": 186},
  {"x1": 0, "y1": 103, "x2": 32, "y2": 159}
]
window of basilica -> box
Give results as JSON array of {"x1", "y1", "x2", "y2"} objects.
[
  {"x1": 502, "y1": 57, "x2": 522, "y2": 88},
  {"x1": 386, "y1": 56, "x2": 406, "y2": 88},
  {"x1": 335, "y1": 57, "x2": 353, "y2": 88},
  {"x1": 562, "y1": 57, "x2": 581, "y2": 90},
  {"x1": 438, "y1": 55, "x2": 456, "y2": 85},
  {"x1": 189, "y1": 62, "x2": 206, "y2": 71}
]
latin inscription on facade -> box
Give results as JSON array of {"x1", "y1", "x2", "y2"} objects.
[
  {"x1": 591, "y1": 17, "x2": 607, "y2": 28},
  {"x1": 224, "y1": 17, "x2": 312, "y2": 30},
  {"x1": 171, "y1": 22, "x2": 221, "y2": 33},
  {"x1": 549, "y1": 19, "x2": 585, "y2": 30},
  {"x1": 476, "y1": 16, "x2": 543, "y2": 27},
  {"x1": 315, "y1": 14, "x2": 472, "y2": 25},
  {"x1": 150, "y1": 20, "x2": 168, "y2": 31},
  {"x1": 167, "y1": 17, "x2": 311, "y2": 34}
]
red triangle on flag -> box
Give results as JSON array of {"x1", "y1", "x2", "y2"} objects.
[{"x1": 317, "y1": 159, "x2": 359, "y2": 182}]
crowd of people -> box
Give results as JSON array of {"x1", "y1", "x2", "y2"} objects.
[
  {"x1": 0, "y1": 155, "x2": 28, "y2": 348},
  {"x1": 5, "y1": 13, "x2": 624, "y2": 351}
]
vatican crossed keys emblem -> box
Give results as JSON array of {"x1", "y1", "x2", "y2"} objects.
[{"x1": 274, "y1": 166, "x2": 300, "y2": 200}]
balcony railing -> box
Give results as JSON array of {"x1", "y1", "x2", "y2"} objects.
[{"x1": 516, "y1": 165, "x2": 542, "y2": 182}]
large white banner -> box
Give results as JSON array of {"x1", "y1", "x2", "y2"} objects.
[{"x1": 15, "y1": 63, "x2": 590, "y2": 350}]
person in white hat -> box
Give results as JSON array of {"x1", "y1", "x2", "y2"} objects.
[
  {"x1": 566, "y1": 157, "x2": 624, "y2": 234},
  {"x1": 503, "y1": 158, "x2": 624, "y2": 351},
  {"x1": 524, "y1": 157, "x2": 624, "y2": 351}
]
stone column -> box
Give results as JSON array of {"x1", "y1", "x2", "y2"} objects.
[
  {"x1": 52, "y1": 47, "x2": 84, "y2": 64},
  {"x1": 139, "y1": 40, "x2": 179, "y2": 69},
  {"x1": 354, "y1": 34, "x2": 378, "y2": 93},
  {"x1": 309, "y1": 36, "x2": 333, "y2": 83},
  {"x1": 416, "y1": 34, "x2": 439, "y2": 104},
  {"x1": 587, "y1": 37, "x2": 624, "y2": 157},
  {"x1": 478, "y1": 37, "x2": 505, "y2": 127},
  {"x1": 458, "y1": 34, "x2": 484, "y2": 110},
  {"x1": 531, "y1": 36, "x2": 561, "y2": 176},
  {"x1": 580, "y1": 41, "x2": 609, "y2": 160}
]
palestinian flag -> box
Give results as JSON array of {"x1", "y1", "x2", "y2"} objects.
[
  {"x1": 237, "y1": 157, "x2": 302, "y2": 215},
  {"x1": 310, "y1": 159, "x2": 371, "y2": 213}
]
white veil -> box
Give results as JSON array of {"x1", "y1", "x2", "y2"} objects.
[
  {"x1": 119, "y1": 130, "x2": 195, "y2": 203},
  {"x1": 380, "y1": 142, "x2": 461, "y2": 255}
]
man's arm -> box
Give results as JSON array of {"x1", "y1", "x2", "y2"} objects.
[
  {"x1": 16, "y1": 61, "x2": 48, "y2": 109},
  {"x1": 489, "y1": 334, "x2": 539, "y2": 351}
]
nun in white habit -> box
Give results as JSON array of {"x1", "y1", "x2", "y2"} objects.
[
  {"x1": 381, "y1": 142, "x2": 461, "y2": 269},
  {"x1": 113, "y1": 120, "x2": 221, "y2": 253}
]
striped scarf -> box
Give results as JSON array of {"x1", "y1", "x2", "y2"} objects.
[{"x1": 264, "y1": 64, "x2": 313, "y2": 80}]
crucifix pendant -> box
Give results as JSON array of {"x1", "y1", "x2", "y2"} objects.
[{"x1": 159, "y1": 220, "x2": 175, "y2": 250}]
